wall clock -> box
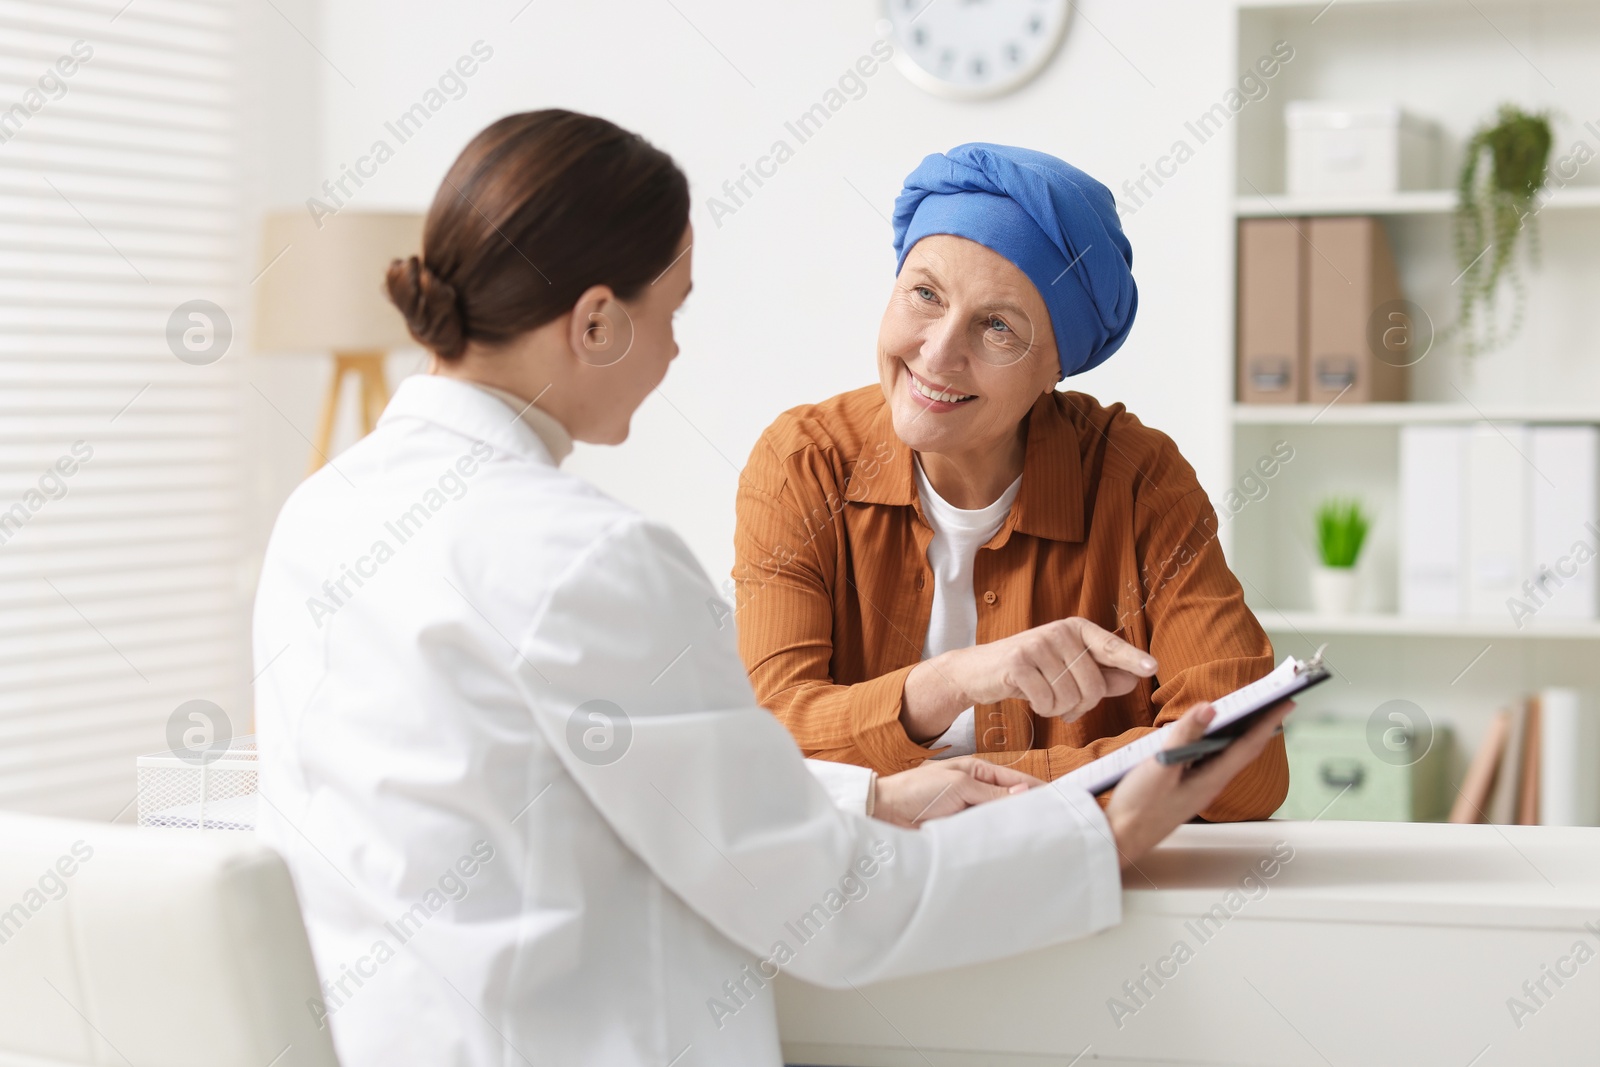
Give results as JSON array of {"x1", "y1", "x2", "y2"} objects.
[{"x1": 879, "y1": 0, "x2": 1072, "y2": 100}]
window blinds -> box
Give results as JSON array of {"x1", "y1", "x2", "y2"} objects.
[{"x1": 0, "y1": 0, "x2": 240, "y2": 819}]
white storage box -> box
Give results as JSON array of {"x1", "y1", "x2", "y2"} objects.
[
  {"x1": 1286, "y1": 101, "x2": 1440, "y2": 195},
  {"x1": 137, "y1": 734, "x2": 258, "y2": 830}
]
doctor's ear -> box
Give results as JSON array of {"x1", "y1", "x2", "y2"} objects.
[{"x1": 567, "y1": 284, "x2": 635, "y2": 369}]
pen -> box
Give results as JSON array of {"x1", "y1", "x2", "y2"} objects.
[
  {"x1": 1155, "y1": 736, "x2": 1232, "y2": 766},
  {"x1": 1156, "y1": 725, "x2": 1285, "y2": 767}
]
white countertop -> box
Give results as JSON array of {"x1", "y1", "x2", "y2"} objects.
[
  {"x1": 778, "y1": 820, "x2": 1600, "y2": 1067},
  {"x1": 1124, "y1": 820, "x2": 1600, "y2": 929}
]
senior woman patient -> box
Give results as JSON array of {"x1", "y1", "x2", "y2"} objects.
[{"x1": 733, "y1": 144, "x2": 1288, "y2": 821}]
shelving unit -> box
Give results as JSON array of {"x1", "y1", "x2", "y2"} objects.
[
  {"x1": 1227, "y1": 0, "x2": 1600, "y2": 785},
  {"x1": 1235, "y1": 185, "x2": 1600, "y2": 218},
  {"x1": 1232, "y1": 403, "x2": 1600, "y2": 425},
  {"x1": 1255, "y1": 609, "x2": 1600, "y2": 641}
]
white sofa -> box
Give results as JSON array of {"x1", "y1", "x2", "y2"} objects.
[{"x1": 0, "y1": 811, "x2": 337, "y2": 1067}]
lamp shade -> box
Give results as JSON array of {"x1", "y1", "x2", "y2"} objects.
[{"x1": 253, "y1": 210, "x2": 424, "y2": 353}]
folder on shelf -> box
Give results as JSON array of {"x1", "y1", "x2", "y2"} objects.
[
  {"x1": 1305, "y1": 216, "x2": 1408, "y2": 404},
  {"x1": 1449, "y1": 708, "x2": 1509, "y2": 824},
  {"x1": 1516, "y1": 694, "x2": 1542, "y2": 826},
  {"x1": 1399, "y1": 425, "x2": 1468, "y2": 616},
  {"x1": 1486, "y1": 703, "x2": 1526, "y2": 825},
  {"x1": 1538, "y1": 687, "x2": 1599, "y2": 826},
  {"x1": 1529, "y1": 425, "x2": 1598, "y2": 620},
  {"x1": 1237, "y1": 218, "x2": 1306, "y2": 403},
  {"x1": 1466, "y1": 423, "x2": 1530, "y2": 618}
]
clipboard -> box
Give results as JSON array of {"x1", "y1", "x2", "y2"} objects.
[{"x1": 1058, "y1": 645, "x2": 1330, "y2": 796}]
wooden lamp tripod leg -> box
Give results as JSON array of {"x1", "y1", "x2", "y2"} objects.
[
  {"x1": 355, "y1": 353, "x2": 390, "y2": 434},
  {"x1": 306, "y1": 357, "x2": 346, "y2": 477},
  {"x1": 305, "y1": 351, "x2": 390, "y2": 477}
]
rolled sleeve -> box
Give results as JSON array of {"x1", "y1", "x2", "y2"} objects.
[{"x1": 847, "y1": 664, "x2": 942, "y2": 773}]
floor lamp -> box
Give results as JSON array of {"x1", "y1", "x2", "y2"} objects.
[{"x1": 253, "y1": 211, "x2": 425, "y2": 475}]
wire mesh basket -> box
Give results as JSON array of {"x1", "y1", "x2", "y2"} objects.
[{"x1": 136, "y1": 734, "x2": 258, "y2": 830}]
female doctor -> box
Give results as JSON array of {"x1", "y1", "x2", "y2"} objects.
[{"x1": 252, "y1": 110, "x2": 1291, "y2": 1067}]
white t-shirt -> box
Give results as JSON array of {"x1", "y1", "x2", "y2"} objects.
[{"x1": 913, "y1": 456, "x2": 1023, "y2": 758}]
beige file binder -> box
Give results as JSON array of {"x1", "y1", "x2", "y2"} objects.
[
  {"x1": 1236, "y1": 217, "x2": 1306, "y2": 403},
  {"x1": 1305, "y1": 216, "x2": 1408, "y2": 403}
]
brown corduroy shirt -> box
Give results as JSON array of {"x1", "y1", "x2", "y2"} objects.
[{"x1": 732, "y1": 384, "x2": 1288, "y2": 822}]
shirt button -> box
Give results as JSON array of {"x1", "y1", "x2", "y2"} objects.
[
  {"x1": 916, "y1": 573, "x2": 926, "y2": 591},
  {"x1": 983, "y1": 590, "x2": 998, "y2": 605}
]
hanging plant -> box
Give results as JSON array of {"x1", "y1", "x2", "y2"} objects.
[{"x1": 1451, "y1": 103, "x2": 1553, "y2": 359}]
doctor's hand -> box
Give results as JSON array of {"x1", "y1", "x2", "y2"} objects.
[
  {"x1": 901, "y1": 618, "x2": 1158, "y2": 743},
  {"x1": 1103, "y1": 698, "x2": 1295, "y2": 876},
  {"x1": 873, "y1": 758, "x2": 1043, "y2": 829}
]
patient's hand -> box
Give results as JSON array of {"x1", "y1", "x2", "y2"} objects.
[
  {"x1": 873, "y1": 757, "x2": 1042, "y2": 828},
  {"x1": 902, "y1": 617, "x2": 1158, "y2": 742}
]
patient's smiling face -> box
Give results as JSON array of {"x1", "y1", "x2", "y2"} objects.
[{"x1": 876, "y1": 234, "x2": 1060, "y2": 461}]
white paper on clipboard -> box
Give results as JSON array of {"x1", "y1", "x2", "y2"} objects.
[{"x1": 1057, "y1": 647, "x2": 1328, "y2": 796}]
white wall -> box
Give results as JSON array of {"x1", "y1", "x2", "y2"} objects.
[
  {"x1": 234, "y1": 0, "x2": 324, "y2": 735},
  {"x1": 254, "y1": 0, "x2": 1243, "y2": 586}
]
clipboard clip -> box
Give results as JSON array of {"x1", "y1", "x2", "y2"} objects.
[{"x1": 1295, "y1": 643, "x2": 1329, "y2": 675}]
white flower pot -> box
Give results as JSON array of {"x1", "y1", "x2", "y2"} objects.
[{"x1": 1310, "y1": 565, "x2": 1359, "y2": 615}]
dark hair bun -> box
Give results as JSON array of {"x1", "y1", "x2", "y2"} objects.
[
  {"x1": 385, "y1": 255, "x2": 466, "y2": 359},
  {"x1": 398, "y1": 111, "x2": 688, "y2": 355}
]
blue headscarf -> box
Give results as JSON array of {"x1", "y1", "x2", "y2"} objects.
[{"x1": 891, "y1": 143, "x2": 1138, "y2": 379}]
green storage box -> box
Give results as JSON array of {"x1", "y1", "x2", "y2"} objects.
[{"x1": 1274, "y1": 715, "x2": 1452, "y2": 822}]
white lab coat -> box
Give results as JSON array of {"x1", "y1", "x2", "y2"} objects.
[{"x1": 253, "y1": 374, "x2": 1120, "y2": 1067}]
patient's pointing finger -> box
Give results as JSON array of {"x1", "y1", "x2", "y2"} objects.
[{"x1": 1075, "y1": 619, "x2": 1158, "y2": 677}]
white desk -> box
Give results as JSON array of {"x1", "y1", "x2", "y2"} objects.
[{"x1": 777, "y1": 821, "x2": 1600, "y2": 1067}]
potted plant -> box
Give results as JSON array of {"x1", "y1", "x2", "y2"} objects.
[
  {"x1": 1451, "y1": 103, "x2": 1554, "y2": 360},
  {"x1": 1311, "y1": 497, "x2": 1370, "y2": 615}
]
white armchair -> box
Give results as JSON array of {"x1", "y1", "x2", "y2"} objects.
[{"x1": 0, "y1": 811, "x2": 337, "y2": 1067}]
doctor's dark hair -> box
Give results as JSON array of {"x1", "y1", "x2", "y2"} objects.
[{"x1": 384, "y1": 109, "x2": 690, "y2": 360}]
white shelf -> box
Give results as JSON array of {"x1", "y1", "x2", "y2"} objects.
[
  {"x1": 1236, "y1": 0, "x2": 1582, "y2": 10},
  {"x1": 1234, "y1": 186, "x2": 1600, "y2": 218},
  {"x1": 1254, "y1": 609, "x2": 1600, "y2": 640},
  {"x1": 1232, "y1": 403, "x2": 1600, "y2": 426},
  {"x1": 1236, "y1": 0, "x2": 1396, "y2": 7}
]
